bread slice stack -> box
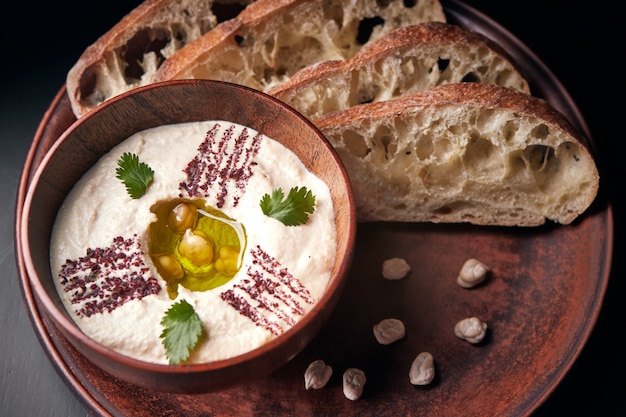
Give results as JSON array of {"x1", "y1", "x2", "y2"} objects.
[
  {"x1": 68, "y1": 0, "x2": 446, "y2": 117},
  {"x1": 153, "y1": 0, "x2": 447, "y2": 91},
  {"x1": 64, "y1": 0, "x2": 600, "y2": 227}
]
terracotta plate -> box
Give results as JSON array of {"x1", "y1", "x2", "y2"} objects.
[{"x1": 14, "y1": 1, "x2": 613, "y2": 416}]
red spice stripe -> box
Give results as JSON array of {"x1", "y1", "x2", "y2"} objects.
[
  {"x1": 234, "y1": 272, "x2": 297, "y2": 327},
  {"x1": 249, "y1": 246, "x2": 314, "y2": 304},
  {"x1": 220, "y1": 245, "x2": 314, "y2": 335},
  {"x1": 58, "y1": 235, "x2": 161, "y2": 317},
  {"x1": 220, "y1": 289, "x2": 283, "y2": 336},
  {"x1": 179, "y1": 122, "x2": 262, "y2": 207},
  {"x1": 179, "y1": 122, "x2": 222, "y2": 198}
]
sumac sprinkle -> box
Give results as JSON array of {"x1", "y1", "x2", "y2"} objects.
[
  {"x1": 179, "y1": 122, "x2": 262, "y2": 207},
  {"x1": 220, "y1": 245, "x2": 314, "y2": 335},
  {"x1": 58, "y1": 234, "x2": 161, "y2": 317}
]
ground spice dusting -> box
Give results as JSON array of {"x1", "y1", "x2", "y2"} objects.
[
  {"x1": 179, "y1": 122, "x2": 262, "y2": 207},
  {"x1": 220, "y1": 245, "x2": 314, "y2": 335},
  {"x1": 219, "y1": 291, "x2": 283, "y2": 336},
  {"x1": 57, "y1": 235, "x2": 161, "y2": 317}
]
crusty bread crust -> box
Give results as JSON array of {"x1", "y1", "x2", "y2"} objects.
[
  {"x1": 65, "y1": 1, "x2": 599, "y2": 227},
  {"x1": 154, "y1": 0, "x2": 446, "y2": 91},
  {"x1": 66, "y1": 0, "x2": 252, "y2": 118},
  {"x1": 268, "y1": 22, "x2": 531, "y2": 120},
  {"x1": 315, "y1": 83, "x2": 599, "y2": 226}
]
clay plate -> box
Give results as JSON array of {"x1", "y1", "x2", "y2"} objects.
[{"x1": 14, "y1": 1, "x2": 613, "y2": 416}]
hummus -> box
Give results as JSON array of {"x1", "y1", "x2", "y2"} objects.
[{"x1": 50, "y1": 120, "x2": 336, "y2": 364}]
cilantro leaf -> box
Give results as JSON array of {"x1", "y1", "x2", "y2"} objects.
[
  {"x1": 260, "y1": 186, "x2": 316, "y2": 226},
  {"x1": 115, "y1": 152, "x2": 154, "y2": 199},
  {"x1": 160, "y1": 299, "x2": 203, "y2": 365}
]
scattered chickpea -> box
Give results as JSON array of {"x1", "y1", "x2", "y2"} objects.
[
  {"x1": 214, "y1": 246, "x2": 239, "y2": 274},
  {"x1": 157, "y1": 254, "x2": 184, "y2": 280},
  {"x1": 303, "y1": 256, "x2": 494, "y2": 397},
  {"x1": 454, "y1": 317, "x2": 488, "y2": 344},
  {"x1": 409, "y1": 352, "x2": 435, "y2": 386},
  {"x1": 457, "y1": 258, "x2": 489, "y2": 288},
  {"x1": 304, "y1": 359, "x2": 333, "y2": 390},
  {"x1": 373, "y1": 318, "x2": 405, "y2": 345},
  {"x1": 168, "y1": 202, "x2": 198, "y2": 233},
  {"x1": 178, "y1": 229, "x2": 214, "y2": 266},
  {"x1": 382, "y1": 257, "x2": 411, "y2": 280},
  {"x1": 342, "y1": 368, "x2": 366, "y2": 400},
  {"x1": 219, "y1": 245, "x2": 239, "y2": 260}
]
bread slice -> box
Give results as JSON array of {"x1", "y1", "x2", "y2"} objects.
[
  {"x1": 66, "y1": 0, "x2": 253, "y2": 118},
  {"x1": 268, "y1": 22, "x2": 531, "y2": 120},
  {"x1": 154, "y1": 0, "x2": 446, "y2": 91},
  {"x1": 314, "y1": 83, "x2": 599, "y2": 226}
]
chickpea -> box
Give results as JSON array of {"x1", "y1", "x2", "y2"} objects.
[
  {"x1": 342, "y1": 368, "x2": 366, "y2": 401},
  {"x1": 409, "y1": 352, "x2": 435, "y2": 386},
  {"x1": 219, "y1": 245, "x2": 239, "y2": 259},
  {"x1": 382, "y1": 257, "x2": 411, "y2": 280},
  {"x1": 178, "y1": 229, "x2": 214, "y2": 266},
  {"x1": 373, "y1": 318, "x2": 405, "y2": 345},
  {"x1": 304, "y1": 359, "x2": 333, "y2": 390},
  {"x1": 168, "y1": 202, "x2": 198, "y2": 234},
  {"x1": 215, "y1": 258, "x2": 238, "y2": 275},
  {"x1": 157, "y1": 254, "x2": 184, "y2": 280},
  {"x1": 215, "y1": 246, "x2": 239, "y2": 275},
  {"x1": 457, "y1": 258, "x2": 489, "y2": 288},
  {"x1": 454, "y1": 317, "x2": 488, "y2": 344}
]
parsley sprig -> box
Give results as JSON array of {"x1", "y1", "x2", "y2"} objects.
[
  {"x1": 115, "y1": 152, "x2": 154, "y2": 199},
  {"x1": 160, "y1": 299, "x2": 203, "y2": 365},
  {"x1": 260, "y1": 186, "x2": 316, "y2": 226}
]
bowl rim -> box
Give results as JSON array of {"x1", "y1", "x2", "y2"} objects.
[{"x1": 18, "y1": 79, "x2": 357, "y2": 377}]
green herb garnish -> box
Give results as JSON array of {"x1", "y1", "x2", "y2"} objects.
[
  {"x1": 115, "y1": 152, "x2": 154, "y2": 199},
  {"x1": 260, "y1": 186, "x2": 316, "y2": 226},
  {"x1": 160, "y1": 299, "x2": 203, "y2": 365}
]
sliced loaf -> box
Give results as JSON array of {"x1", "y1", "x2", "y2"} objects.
[
  {"x1": 268, "y1": 22, "x2": 530, "y2": 120},
  {"x1": 314, "y1": 82, "x2": 599, "y2": 226},
  {"x1": 66, "y1": 0, "x2": 253, "y2": 118},
  {"x1": 154, "y1": 0, "x2": 446, "y2": 91}
]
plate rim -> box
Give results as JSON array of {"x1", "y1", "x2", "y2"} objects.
[{"x1": 13, "y1": 1, "x2": 613, "y2": 416}]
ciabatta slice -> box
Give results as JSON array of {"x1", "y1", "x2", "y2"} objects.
[
  {"x1": 66, "y1": 0, "x2": 253, "y2": 118},
  {"x1": 268, "y1": 22, "x2": 530, "y2": 120},
  {"x1": 154, "y1": 0, "x2": 446, "y2": 91},
  {"x1": 314, "y1": 83, "x2": 600, "y2": 226}
]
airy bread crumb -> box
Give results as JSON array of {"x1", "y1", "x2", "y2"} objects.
[{"x1": 315, "y1": 83, "x2": 600, "y2": 226}]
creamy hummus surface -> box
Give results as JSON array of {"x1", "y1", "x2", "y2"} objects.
[{"x1": 50, "y1": 120, "x2": 337, "y2": 364}]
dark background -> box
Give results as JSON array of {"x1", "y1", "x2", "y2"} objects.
[{"x1": 1, "y1": 0, "x2": 622, "y2": 415}]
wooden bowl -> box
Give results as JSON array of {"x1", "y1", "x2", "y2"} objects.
[{"x1": 18, "y1": 79, "x2": 356, "y2": 393}]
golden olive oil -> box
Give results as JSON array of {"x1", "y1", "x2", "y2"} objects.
[{"x1": 149, "y1": 198, "x2": 246, "y2": 299}]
